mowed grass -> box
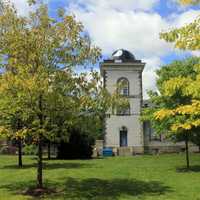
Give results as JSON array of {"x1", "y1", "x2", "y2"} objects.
[{"x1": 0, "y1": 154, "x2": 200, "y2": 200}]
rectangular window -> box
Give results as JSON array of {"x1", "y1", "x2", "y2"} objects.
[
  {"x1": 122, "y1": 87, "x2": 128, "y2": 96},
  {"x1": 144, "y1": 121, "x2": 161, "y2": 141},
  {"x1": 116, "y1": 106, "x2": 130, "y2": 116}
]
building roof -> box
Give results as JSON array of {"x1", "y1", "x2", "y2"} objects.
[
  {"x1": 103, "y1": 49, "x2": 142, "y2": 63},
  {"x1": 112, "y1": 49, "x2": 135, "y2": 62}
]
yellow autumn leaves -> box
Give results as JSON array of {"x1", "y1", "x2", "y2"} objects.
[
  {"x1": 171, "y1": 119, "x2": 200, "y2": 131},
  {"x1": 160, "y1": 17, "x2": 200, "y2": 51},
  {"x1": 180, "y1": 0, "x2": 200, "y2": 5},
  {"x1": 155, "y1": 101, "x2": 200, "y2": 118},
  {"x1": 0, "y1": 126, "x2": 29, "y2": 139},
  {"x1": 155, "y1": 100, "x2": 200, "y2": 132},
  {"x1": 161, "y1": 0, "x2": 200, "y2": 52}
]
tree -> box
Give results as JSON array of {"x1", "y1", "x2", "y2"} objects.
[
  {"x1": 0, "y1": 1, "x2": 126, "y2": 190},
  {"x1": 141, "y1": 57, "x2": 200, "y2": 169},
  {"x1": 56, "y1": 70, "x2": 128, "y2": 159},
  {"x1": 0, "y1": 1, "x2": 101, "y2": 189},
  {"x1": 145, "y1": 0, "x2": 200, "y2": 168},
  {"x1": 0, "y1": 73, "x2": 30, "y2": 168}
]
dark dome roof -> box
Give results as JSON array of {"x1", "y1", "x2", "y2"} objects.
[{"x1": 112, "y1": 49, "x2": 135, "y2": 62}]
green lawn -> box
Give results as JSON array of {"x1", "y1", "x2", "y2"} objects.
[{"x1": 0, "y1": 154, "x2": 200, "y2": 200}]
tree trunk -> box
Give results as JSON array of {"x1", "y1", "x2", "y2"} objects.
[
  {"x1": 185, "y1": 134, "x2": 190, "y2": 169},
  {"x1": 48, "y1": 141, "x2": 51, "y2": 160},
  {"x1": 37, "y1": 138, "x2": 43, "y2": 188},
  {"x1": 37, "y1": 94, "x2": 44, "y2": 188},
  {"x1": 16, "y1": 118, "x2": 23, "y2": 168},
  {"x1": 18, "y1": 139, "x2": 23, "y2": 168}
]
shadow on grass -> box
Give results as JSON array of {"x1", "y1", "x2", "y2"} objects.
[
  {"x1": 176, "y1": 165, "x2": 200, "y2": 173},
  {"x1": 0, "y1": 178, "x2": 172, "y2": 199},
  {"x1": 60, "y1": 178, "x2": 172, "y2": 199},
  {"x1": 1, "y1": 162, "x2": 92, "y2": 170}
]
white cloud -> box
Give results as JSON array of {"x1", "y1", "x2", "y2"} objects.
[
  {"x1": 68, "y1": 5, "x2": 172, "y2": 57},
  {"x1": 10, "y1": 0, "x2": 30, "y2": 16},
  {"x1": 168, "y1": 9, "x2": 200, "y2": 28},
  {"x1": 142, "y1": 57, "x2": 162, "y2": 99},
  {"x1": 67, "y1": 1, "x2": 199, "y2": 98},
  {"x1": 10, "y1": 0, "x2": 44, "y2": 16},
  {"x1": 7, "y1": 0, "x2": 200, "y2": 98},
  {"x1": 69, "y1": 0, "x2": 159, "y2": 12},
  {"x1": 191, "y1": 51, "x2": 200, "y2": 56}
]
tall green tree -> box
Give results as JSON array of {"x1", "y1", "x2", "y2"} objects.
[
  {"x1": 0, "y1": 1, "x2": 125, "y2": 189},
  {"x1": 0, "y1": 1, "x2": 101, "y2": 189},
  {"x1": 145, "y1": 0, "x2": 200, "y2": 169},
  {"x1": 159, "y1": 0, "x2": 200, "y2": 169},
  {"x1": 141, "y1": 57, "x2": 200, "y2": 169}
]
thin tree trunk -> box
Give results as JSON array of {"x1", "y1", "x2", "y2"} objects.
[
  {"x1": 37, "y1": 138, "x2": 43, "y2": 188},
  {"x1": 18, "y1": 139, "x2": 23, "y2": 168},
  {"x1": 48, "y1": 141, "x2": 51, "y2": 160},
  {"x1": 185, "y1": 134, "x2": 190, "y2": 169},
  {"x1": 17, "y1": 118, "x2": 23, "y2": 168},
  {"x1": 37, "y1": 94, "x2": 44, "y2": 188}
]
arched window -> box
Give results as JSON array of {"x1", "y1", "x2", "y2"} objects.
[{"x1": 117, "y1": 77, "x2": 129, "y2": 96}]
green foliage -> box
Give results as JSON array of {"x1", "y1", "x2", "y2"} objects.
[
  {"x1": 142, "y1": 57, "x2": 200, "y2": 136},
  {"x1": 0, "y1": 1, "x2": 124, "y2": 143},
  {"x1": 0, "y1": 0, "x2": 103, "y2": 142},
  {"x1": 0, "y1": 0, "x2": 125, "y2": 187},
  {"x1": 158, "y1": 1, "x2": 200, "y2": 139},
  {"x1": 162, "y1": 1, "x2": 200, "y2": 50},
  {"x1": 156, "y1": 57, "x2": 199, "y2": 90},
  {"x1": 23, "y1": 144, "x2": 37, "y2": 155},
  {"x1": 160, "y1": 17, "x2": 200, "y2": 51},
  {"x1": 27, "y1": 0, "x2": 37, "y2": 5}
]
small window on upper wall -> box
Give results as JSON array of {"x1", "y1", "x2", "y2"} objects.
[
  {"x1": 117, "y1": 77, "x2": 129, "y2": 96},
  {"x1": 116, "y1": 104, "x2": 130, "y2": 116}
]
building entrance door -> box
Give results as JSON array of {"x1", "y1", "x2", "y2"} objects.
[{"x1": 120, "y1": 129, "x2": 127, "y2": 147}]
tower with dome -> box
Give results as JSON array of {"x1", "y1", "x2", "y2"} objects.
[{"x1": 100, "y1": 49, "x2": 145, "y2": 154}]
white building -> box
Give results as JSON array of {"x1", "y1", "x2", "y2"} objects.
[
  {"x1": 100, "y1": 49, "x2": 145, "y2": 154},
  {"x1": 100, "y1": 49, "x2": 198, "y2": 155}
]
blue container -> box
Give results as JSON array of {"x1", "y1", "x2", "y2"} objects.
[{"x1": 103, "y1": 148, "x2": 113, "y2": 157}]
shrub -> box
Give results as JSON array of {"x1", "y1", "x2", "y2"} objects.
[
  {"x1": 23, "y1": 144, "x2": 37, "y2": 155},
  {"x1": 57, "y1": 130, "x2": 94, "y2": 159}
]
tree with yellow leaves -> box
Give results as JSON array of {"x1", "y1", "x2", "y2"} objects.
[
  {"x1": 180, "y1": 0, "x2": 200, "y2": 5},
  {"x1": 161, "y1": 0, "x2": 200, "y2": 51},
  {"x1": 0, "y1": 0, "x2": 126, "y2": 191},
  {"x1": 147, "y1": 0, "x2": 200, "y2": 169},
  {"x1": 141, "y1": 57, "x2": 200, "y2": 169}
]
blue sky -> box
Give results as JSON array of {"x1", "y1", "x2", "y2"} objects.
[{"x1": 12, "y1": 0, "x2": 200, "y2": 98}]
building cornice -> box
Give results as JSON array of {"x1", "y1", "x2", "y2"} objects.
[{"x1": 100, "y1": 62, "x2": 145, "y2": 75}]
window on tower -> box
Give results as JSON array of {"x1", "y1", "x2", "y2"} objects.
[
  {"x1": 117, "y1": 77, "x2": 129, "y2": 96},
  {"x1": 116, "y1": 104, "x2": 130, "y2": 116}
]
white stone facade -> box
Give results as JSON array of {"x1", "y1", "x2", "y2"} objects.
[{"x1": 100, "y1": 56, "x2": 145, "y2": 154}]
